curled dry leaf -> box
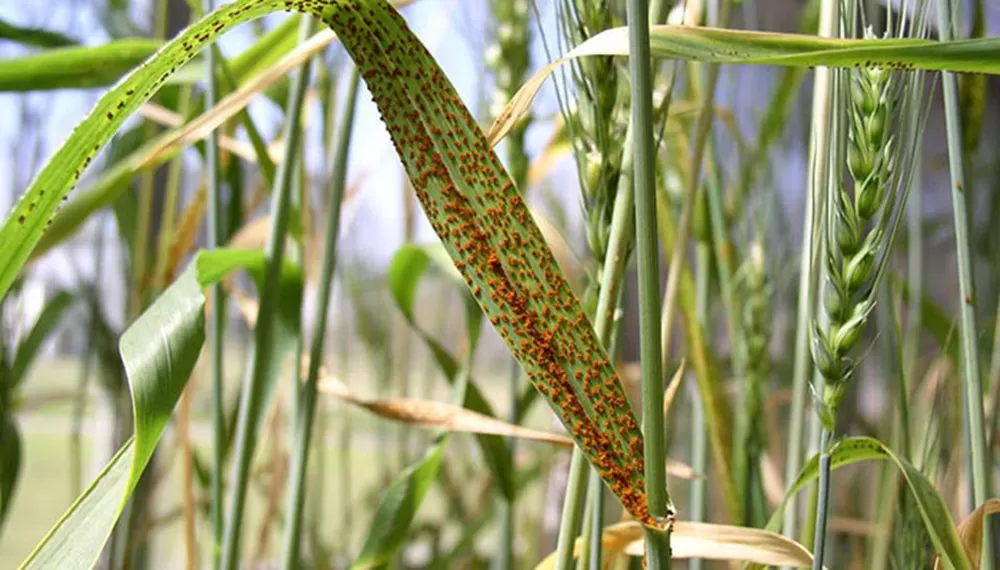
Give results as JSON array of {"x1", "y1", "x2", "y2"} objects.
[
  {"x1": 526, "y1": 127, "x2": 570, "y2": 187},
  {"x1": 533, "y1": 520, "x2": 815, "y2": 569},
  {"x1": 935, "y1": 499, "x2": 1000, "y2": 570},
  {"x1": 226, "y1": 285, "x2": 260, "y2": 328}
]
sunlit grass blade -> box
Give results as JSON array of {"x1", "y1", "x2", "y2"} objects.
[
  {"x1": 18, "y1": 249, "x2": 302, "y2": 570},
  {"x1": 137, "y1": 103, "x2": 280, "y2": 162}
]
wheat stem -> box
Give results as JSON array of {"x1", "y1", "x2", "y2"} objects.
[{"x1": 934, "y1": 1, "x2": 994, "y2": 567}]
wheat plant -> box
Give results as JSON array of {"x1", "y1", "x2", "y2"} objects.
[{"x1": 0, "y1": 1, "x2": 998, "y2": 569}]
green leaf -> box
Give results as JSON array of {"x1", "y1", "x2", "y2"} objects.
[
  {"x1": 19, "y1": 249, "x2": 302, "y2": 570},
  {"x1": 0, "y1": 18, "x2": 78, "y2": 48},
  {"x1": 349, "y1": 243, "x2": 486, "y2": 568},
  {"x1": 350, "y1": 435, "x2": 447, "y2": 570},
  {"x1": 0, "y1": 39, "x2": 163, "y2": 91},
  {"x1": 0, "y1": 414, "x2": 21, "y2": 531},
  {"x1": 490, "y1": 25, "x2": 1000, "y2": 145},
  {"x1": 388, "y1": 243, "x2": 513, "y2": 500},
  {"x1": 0, "y1": 0, "x2": 651, "y2": 527},
  {"x1": 757, "y1": 436, "x2": 972, "y2": 570},
  {"x1": 641, "y1": 26, "x2": 1000, "y2": 73},
  {"x1": 10, "y1": 290, "x2": 75, "y2": 388}
]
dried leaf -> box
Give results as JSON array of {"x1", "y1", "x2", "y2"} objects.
[
  {"x1": 663, "y1": 361, "x2": 685, "y2": 415},
  {"x1": 164, "y1": 186, "x2": 207, "y2": 284},
  {"x1": 935, "y1": 499, "x2": 1000, "y2": 570},
  {"x1": 138, "y1": 103, "x2": 282, "y2": 164},
  {"x1": 318, "y1": 374, "x2": 575, "y2": 448},
  {"x1": 533, "y1": 521, "x2": 815, "y2": 569}
]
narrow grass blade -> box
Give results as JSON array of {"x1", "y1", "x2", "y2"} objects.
[
  {"x1": 388, "y1": 243, "x2": 512, "y2": 500},
  {"x1": 164, "y1": 187, "x2": 207, "y2": 285},
  {"x1": 350, "y1": 436, "x2": 447, "y2": 570},
  {"x1": 0, "y1": 39, "x2": 163, "y2": 91},
  {"x1": 18, "y1": 249, "x2": 302, "y2": 570},
  {"x1": 138, "y1": 103, "x2": 279, "y2": 162},
  {"x1": 0, "y1": 18, "x2": 78, "y2": 48},
  {"x1": 935, "y1": 2, "x2": 993, "y2": 568},
  {"x1": 625, "y1": 0, "x2": 672, "y2": 564}
]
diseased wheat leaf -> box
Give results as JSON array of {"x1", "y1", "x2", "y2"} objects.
[{"x1": 1, "y1": 2, "x2": 658, "y2": 565}]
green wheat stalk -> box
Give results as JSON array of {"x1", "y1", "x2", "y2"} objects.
[{"x1": 809, "y1": 3, "x2": 931, "y2": 567}]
